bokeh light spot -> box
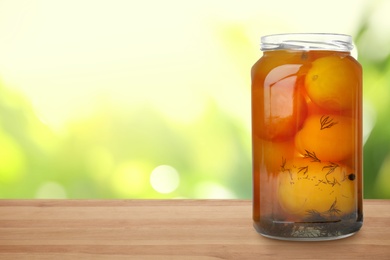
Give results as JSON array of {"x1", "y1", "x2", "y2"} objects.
[
  {"x1": 150, "y1": 165, "x2": 180, "y2": 194},
  {"x1": 194, "y1": 182, "x2": 237, "y2": 199}
]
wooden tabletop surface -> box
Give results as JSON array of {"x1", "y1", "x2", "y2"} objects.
[{"x1": 0, "y1": 199, "x2": 389, "y2": 259}]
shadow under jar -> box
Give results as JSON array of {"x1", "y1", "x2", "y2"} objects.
[{"x1": 251, "y1": 33, "x2": 363, "y2": 241}]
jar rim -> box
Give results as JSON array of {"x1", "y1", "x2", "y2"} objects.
[{"x1": 260, "y1": 33, "x2": 353, "y2": 52}]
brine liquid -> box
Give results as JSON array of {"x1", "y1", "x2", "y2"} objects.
[{"x1": 251, "y1": 50, "x2": 363, "y2": 240}]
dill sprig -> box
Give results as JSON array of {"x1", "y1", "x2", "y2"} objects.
[
  {"x1": 320, "y1": 115, "x2": 338, "y2": 130},
  {"x1": 326, "y1": 199, "x2": 342, "y2": 216},
  {"x1": 303, "y1": 150, "x2": 321, "y2": 162},
  {"x1": 280, "y1": 157, "x2": 287, "y2": 172},
  {"x1": 323, "y1": 162, "x2": 339, "y2": 175},
  {"x1": 323, "y1": 162, "x2": 340, "y2": 186},
  {"x1": 298, "y1": 166, "x2": 309, "y2": 175}
]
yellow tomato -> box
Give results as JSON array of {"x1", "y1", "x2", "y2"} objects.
[
  {"x1": 305, "y1": 56, "x2": 360, "y2": 112},
  {"x1": 295, "y1": 114, "x2": 355, "y2": 162},
  {"x1": 277, "y1": 158, "x2": 356, "y2": 217}
]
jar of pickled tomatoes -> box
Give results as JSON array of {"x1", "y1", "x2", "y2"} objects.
[{"x1": 251, "y1": 33, "x2": 363, "y2": 240}]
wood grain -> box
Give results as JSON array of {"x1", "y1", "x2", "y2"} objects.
[{"x1": 0, "y1": 200, "x2": 389, "y2": 259}]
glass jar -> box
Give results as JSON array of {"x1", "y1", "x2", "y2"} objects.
[{"x1": 251, "y1": 33, "x2": 363, "y2": 241}]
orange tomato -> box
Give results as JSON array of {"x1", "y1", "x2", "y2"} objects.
[
  {"x1": 305, "y1": 56, "x2": 360, "y2": 112},
  {"x1": 252, "y1": 65, "x2": 308, "y2": 141},
  {"x1": 295, "y1": 114, "x2": 355, "y2": 162},
  {"x1": 253, "y1": 136, "x2": 296, "y2": 174}
]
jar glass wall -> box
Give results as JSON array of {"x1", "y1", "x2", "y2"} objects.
[{"x1": 251, "y1": 33, "x2": 363, "y2": 241}]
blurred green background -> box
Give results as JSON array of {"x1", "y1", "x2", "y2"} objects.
[{"x1": 0, "y1": 0, "x2": 389, "y2": 199}]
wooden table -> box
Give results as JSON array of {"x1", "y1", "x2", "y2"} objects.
[{"x1": 0, "y1": 200, "x2": 389, "y2": 259}]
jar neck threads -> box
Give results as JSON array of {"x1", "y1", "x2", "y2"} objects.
[{"x1": 260, "y1": 33, "x2": 353, "y2": 52}]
